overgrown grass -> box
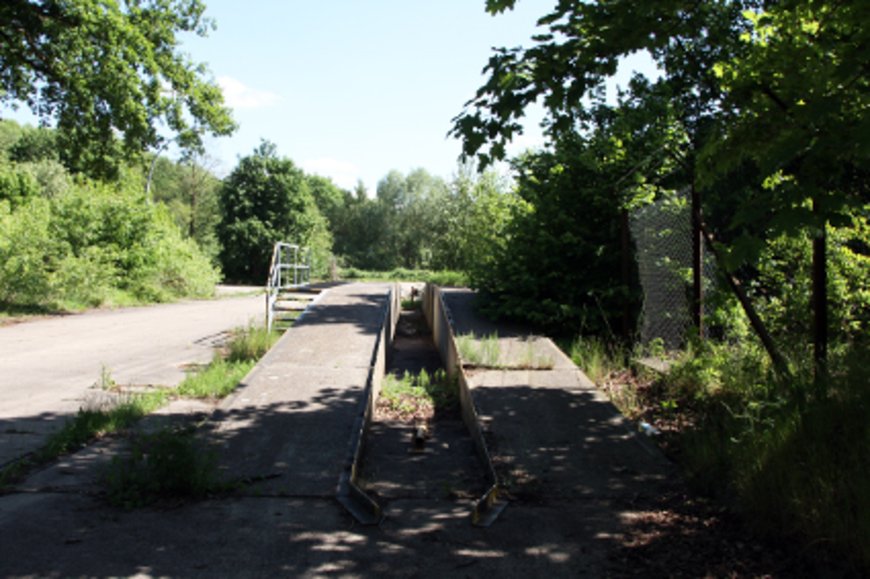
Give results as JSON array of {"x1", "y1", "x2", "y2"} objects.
[
  {"x1": 643, "y1": 339, "x2": 870, "y2": 572},
  {"x1": 378, "y1": 369, "x2": 458, "y2": 421},
  {"x1": 43, "y1": 391, "x2": 170, "y2": 458},
  {"x1": 340, "y1": 267, "x2": 467, "y2": 287},
  {"x1": 456, "y1": 332, "x2": 501, "y2": 367},
  {"x1": 567, "y1": 336, "x2": 622, "y2": 384},
  {"x1": 516, "y1": 340, "x2": 555, "y2": 370},
  {"x1": 226, "y1": 323, "x2": 279, "y2": 363},
  {"x1": 1, "y1": 323, "x2": 279, "y2": 490},
  {"x1": 176, "y1": 323, "x2": 278, "y2": 398},
  {"x1": 563, "y1": 332, "x2": 869, "y2": 570},
  {"x1": 102, "y1": 426, "x2": 229, "y2": 509}
]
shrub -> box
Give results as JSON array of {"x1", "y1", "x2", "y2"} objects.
[{"x1": 0, "y1": 177, "x2": 219, "y2": 311}]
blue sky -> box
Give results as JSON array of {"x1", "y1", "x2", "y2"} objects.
[
  {"x1": 186, "y1": 0, "x2": 556, "y2": 190},
  {"x1": 4, "y1": 1, "x2": 658, "y2": 192}
]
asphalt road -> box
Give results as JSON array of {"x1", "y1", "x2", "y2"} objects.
[{"x1": 0, "y1": 290, "x2": 264, "y2": 466}]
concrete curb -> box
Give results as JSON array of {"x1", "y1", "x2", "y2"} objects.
[
  {"x1": 335, "y1": 283, "x2": 400, "y2": 525},
  {"x1": 422, "y1": 284, "x2": 507, "y2": 527}
]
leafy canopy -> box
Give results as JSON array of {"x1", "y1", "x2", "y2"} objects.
[{"x1": 0, "y1": 0, "x2": 236, "y2": 178}]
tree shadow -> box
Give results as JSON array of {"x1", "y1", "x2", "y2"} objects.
[{"x1": 0, "y1": 283, "x2": 798, "y2": 577}]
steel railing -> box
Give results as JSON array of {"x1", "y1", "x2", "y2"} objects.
[{"x1": 266, "y1": 242, "x2": 311, "y2": 331}]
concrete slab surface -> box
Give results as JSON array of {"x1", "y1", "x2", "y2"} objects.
[
  {"x1": 210, "y1": 283, "x2": 391, "y2": 496},
  {"x1": 0, "y1": 493, "x2": 627, "y2": 578},
  {"x1": 441, "y1": 289, "x2": 675, "y2": 502}
]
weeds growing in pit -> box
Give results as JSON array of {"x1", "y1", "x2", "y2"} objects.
[
  {"x1": 456, "y1": 332, "x2": 501, "y2": 367},
  {"x1": 102, "y1": 426, "x2": 230, "y2": 509},
  {"x1": 378, "y1": 369, "x2": 458, "y2": 421}
]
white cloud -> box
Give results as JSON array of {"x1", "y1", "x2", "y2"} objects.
[
  {"x1": 301, "y1": 158, "x2": 361, "y2": 191},
  {"x1": 217, "y1": 76, "x2": 280, "y2": 109}
]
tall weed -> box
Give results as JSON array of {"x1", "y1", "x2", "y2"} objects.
[
  {"x1": 568, "y1": 336, "x2": 620, "y2": 384},
  {"x1": 669, "y1": 340, "x2": 870, "y2": 571}
]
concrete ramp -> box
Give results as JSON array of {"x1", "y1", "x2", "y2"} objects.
[
  {"x1": 210, "y1": 283, "x2": 392, "y2": 497},
  {"x1": 439, "y1": 289, "x2": 675, "y2": 503}
]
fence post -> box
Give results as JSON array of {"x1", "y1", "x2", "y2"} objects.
[{"x1": 691, "y1": 181, "x2": 703, "y2": 338}]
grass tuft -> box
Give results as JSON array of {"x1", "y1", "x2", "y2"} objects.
[
  {"x1": 567, "y1": 336, "x2": 620, "y2": 384},
  {"x1": 226, "y1": 323, "x2": 279, "y2": 363},
  {"x1": 102, "y1": 426, "x2": 229, "y2": 509},
  {"x1": 456, "y1": 332, "x2": 501, "y2": 367},
  {"x1": 176, "y1": 358, "x2": 254, "y2": 399}
]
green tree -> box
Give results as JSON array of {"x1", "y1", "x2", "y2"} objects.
[
  {"x1": 217, "y1": 142, "x2": 331, "y2": 283},
  {"x1": 306, "y1": 174, "x2": 347, "y2": 226},
  {"x1": 429, "y1": 164, "x2": 516, "y2": 274},
  {"x1": 454, "y1": 0, "x2": 869, "y2": 370},
  {"x1": 375, "y1": 168, "x2": 450, "y2": 269},
  {"x1": 9, "y1": 125, "x2": 58, "y2": 163},
  {"x1": 148, "y1": 152, "x2": 222, "y2": 261},
  {"x1": 0, "y1": 0, "x2": 236, "y2": 178},
  {"x1": 0, "y1": 120, "x2": 25, "y2": 160},
  {"x1": 699, "y1": 1, "x2": 870, "y2": 377},
  {"x1": 474, "y1": 134, "x2": 642, "y2": 336}
]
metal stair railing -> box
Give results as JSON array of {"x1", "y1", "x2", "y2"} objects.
[{"x1": 266, "y1": 242, "x2": 311, "y2": 331}]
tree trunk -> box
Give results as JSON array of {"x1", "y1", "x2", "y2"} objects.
[
  {"x1": 698, "y1": 219, "x2": 791, "y2": 378},
  {"x1": 812, "y1": 198, "x2": 828, "y2": 392}
]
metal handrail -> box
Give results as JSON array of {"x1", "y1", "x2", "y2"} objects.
[{"x1": 266, "y1": 242, "x2": 311, "y2": 331}]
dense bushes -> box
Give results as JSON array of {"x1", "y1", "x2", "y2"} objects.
[
  {"x1": 0, "y1": 177, "x2": 218, "y2": 311},
  {"x1": 0, "y1": 120, "x2": 220, "y2": 311},
  {"x1": 470, "y1": 137, "x2": 641, "y2": 337}
]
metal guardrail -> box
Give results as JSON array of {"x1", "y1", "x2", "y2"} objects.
[{"x1": 266, "y1": 242, "x2": 311, "y2": 332}]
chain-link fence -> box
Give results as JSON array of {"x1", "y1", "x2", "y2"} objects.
[{"x1": 631, "y1": 192, "x2": 697, "y2": 350}]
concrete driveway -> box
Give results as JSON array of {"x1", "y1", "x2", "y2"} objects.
[{"x1": 0, "y1": 290, "x2": 264, "y2": 466}]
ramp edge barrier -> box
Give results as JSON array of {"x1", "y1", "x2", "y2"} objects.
[
  {"x1": 422, "y1": 284, "x2": 508, "y2": 527},
  {"x1": 335, "y1": 283, "x2": 400, "y2": 525}
]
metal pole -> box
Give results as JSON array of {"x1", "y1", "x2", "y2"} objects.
[{"x1": 691, "y1": 180, "x2": 703, "y2": 338}]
